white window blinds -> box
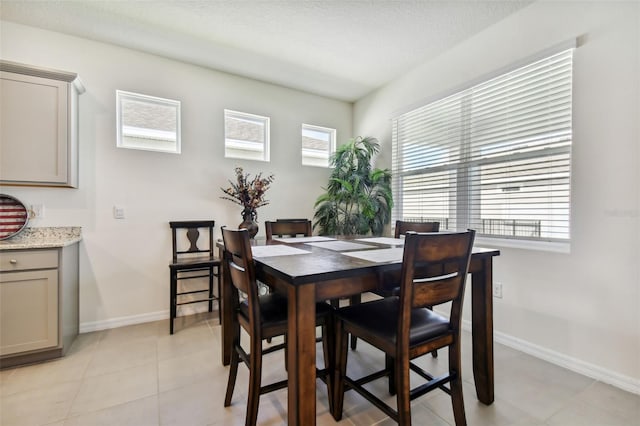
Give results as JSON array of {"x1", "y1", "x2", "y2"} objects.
[
  {"x1": 392, "y1": 48, "x2": 573, "y2": 242},
  {"x1": 224, "y1": 109, "x2": 270, "y2": 162}
]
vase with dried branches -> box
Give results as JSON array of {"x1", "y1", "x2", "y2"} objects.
[{"x1": 220, "y1": 167, "x2": 275, "y2": 238}]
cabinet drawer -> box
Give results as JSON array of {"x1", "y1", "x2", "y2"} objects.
[{"x1": 0, "y1": 249, "x2": 58, "y2": 272}]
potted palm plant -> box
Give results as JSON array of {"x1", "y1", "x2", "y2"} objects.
[{"x1": 313, "y1": 136, "x2": 393, "y2": 236}]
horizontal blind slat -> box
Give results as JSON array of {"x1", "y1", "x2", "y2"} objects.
[{"x1": 392, "y1": 48, "x2": 573, "y2": 241}]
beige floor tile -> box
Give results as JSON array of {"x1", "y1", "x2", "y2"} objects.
[
  {"x1": 1, "y1": 318, "x2": 635, "y2": 426},
  {"x1": 97, "y1": 321, "x2": 164, "y2": 347},
  {"x1": 156, "y1": 322, "x2": 217, "y2": 361},
  {"x1": 84, "y1": 337, "x2": 158, "y2": 378},
  {"x1": 574, "y1": 381, "x2": 640, "y2": 423},
  {"x1": 1, "y1": 353, "x2": 92, "y2": 397},
  {"x1": 0, "y1": 366, "x2": 15, "y2": 382},
  {"x1": 170, "y1": 310, "x2": 218, "y2": 335},
  {"x1": 64, "y1": 331, "x2": 103, "y2": 357},
  {"x1": 63, "y1": 395, "x2": 159, "y2": 426},
  {"x1": 69, "y1": 362, "x2": 157, "y2": 416},
  {"x1": 546, "y1": 398, "x2": 633, "y2": 426},
  {"x1": 423, "y1": 381, "x2": 538, "y2": 426},
  {"x1": 0, "y1": 380, "x2": 81, "y2": 426},
  {"x1": 338, "y1": 389, "x2": 391, "y2": 426},
  {"x1": 159, "y1": 379, "x2": 232, "y2": 426},
  {"x1": 372, "y1": 402, "x2": 449, "y2": 426},
  {"x1": 494, "y1": 352, "x2": 594, "y2": 421},
  {"x1": 158, "y1": 347, "x2": 226, "y2": 393}
]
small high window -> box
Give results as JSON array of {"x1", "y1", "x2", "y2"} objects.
[
  {"x1": 116, "y1": 90, "x2": 181, "y2": 153},
  {"x1": 302, "y1": 124, "x2": 336, "y2": 167},
  {"x1": 224, "y1": 109, "x2": 270, "y2": 162}
]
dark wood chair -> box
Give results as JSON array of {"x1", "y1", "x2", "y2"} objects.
[
  {"x1": 394, "y1": 220, "x2": 440, "y2": 238},
  {"x1": 263, "y1": 219, "x2": 314, "y2": 343},
  {"x1": 392, "y1": 220, "x2": 443, "y2": 359},
  {"x1": 169, "y1": 220, "x2": 221, "y2": 334},
  {"x1": 378, "y1": 219, "x2": 442, "y2": 296},
  {"x1": 332, "y1": 230, "x2": 475, "y2": 425},
  {"x1": 264, "y1": 219, "x2": 312, "y2": 239},
  {"x1": 221, "y1": 227, "x2": 334, "y2": 426}
]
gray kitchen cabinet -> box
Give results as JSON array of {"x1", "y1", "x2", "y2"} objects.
[
  {"x1": 0, "y1": 243, "x2": 79, "y2": 367},
  {"x1": 0, "y1": 60, "x2": 85, "y2": 188}
]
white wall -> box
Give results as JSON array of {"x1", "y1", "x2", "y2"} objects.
[
  {"x1": 354, "y1": 1, "x2": 639, "y2": 391},
  {"x1": 0, "y1": 21, "x2": 352, "y2": 330}
]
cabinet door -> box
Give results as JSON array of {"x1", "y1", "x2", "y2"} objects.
[
  {"x1": 0, "y1": 71, "x2": 69, "y2": 185},
  {"x1": 0, "y1": 269, "x2": 58, "y2": 356}
]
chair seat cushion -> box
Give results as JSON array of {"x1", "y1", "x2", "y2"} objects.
[
  {"x1": 240, "y1": 293, "x2": 288, "y2": 327},
  {"x1": 239, "y1": 293, "x2": 333, "y2": 327},
  {"x1": 170, "y1": 255, "x2": 220, "y2": 270},
  {"x1": 335, "y1": 297, "x2": 450, "y2": 347}
]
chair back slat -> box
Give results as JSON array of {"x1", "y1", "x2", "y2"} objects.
[
  {"x1": 265, "y1": 219, "x2": 312, "y2": 239},
  {"x1": 412, "y1": 273, "x2": 464, "y2": 308},
  {"x1": 186, "y1": 228, "x2": 201, "y2": 252},
  {"x1": 394, "y1": 220, "x2": 440, "y2": 238},
  {"x1": 169, "y1": 220, "x2": 215, "y2": 262}
]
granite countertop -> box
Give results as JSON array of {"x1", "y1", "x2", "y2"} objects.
[{"x1": 0, "y1": 227, "x2": 82, "y2": 250}]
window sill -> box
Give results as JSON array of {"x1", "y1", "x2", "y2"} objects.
[{"x1": 475, "y1": 236, "x2": 570, "y2": 254}]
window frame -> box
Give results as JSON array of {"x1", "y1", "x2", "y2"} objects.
[
  {"x1": 116, "y1": 90, "x2": 181, "y2": 154},
  {"x1": 301, "y1": 123, "x2": 336, "y2": 168},
  {"x1": 224, "y1": 109, "x2": 270, "y2": 162},
  {"x1": 391, "y1": 45, "x2": 575, "y2": 251}
]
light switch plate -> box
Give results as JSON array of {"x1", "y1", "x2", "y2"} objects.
[{"x1": 113, "y1": 205, "x2": 125, "y2": 219}]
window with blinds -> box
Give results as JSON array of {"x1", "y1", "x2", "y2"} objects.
[
  {"x1": 224, "y1": 109, "x2": 270, "y2": 162},
  {"x1": 392, "y1": 48, "x2": 573, "y2": 242},
  {"x1": 116, "y1": 90, "x2": 181, "y2": 153}
]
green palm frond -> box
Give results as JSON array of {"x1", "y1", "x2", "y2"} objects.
[{"x1": 313, "y1": 136, "x2": 393, "y2": 236}]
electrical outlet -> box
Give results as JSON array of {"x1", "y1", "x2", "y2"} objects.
[
  {"x1": 113, "y1": 205, "x2": 126, "y2": 219},
  {"x1": 493, "y1": 282, "x2": 503, "y2": 299},
  {"x1": 30, "y1": 204, "x2": 45, "y2": 219}
]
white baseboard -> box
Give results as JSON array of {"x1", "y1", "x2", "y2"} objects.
[
  {"x1": 462, "y1": 320, "x2": 640, "y2": 396},
  {"x1": 79, "y1": 310, "x2": 169, "y2": 333}
]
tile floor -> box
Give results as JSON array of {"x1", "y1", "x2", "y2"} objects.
[{"x1": 1, "y1": 311, "x2": 638, "y2": 426}]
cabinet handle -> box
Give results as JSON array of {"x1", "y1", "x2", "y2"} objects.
[{"x1": 9, "y1": 259, "x2": 18, "y2": 264}]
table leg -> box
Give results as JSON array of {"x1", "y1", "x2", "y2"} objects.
[
  {"x1": 470, "y1": 256, "x2": 495, "y2": 405},
  {"x1": 287, "y1": 283, "x2": 317, "y2": 425}
]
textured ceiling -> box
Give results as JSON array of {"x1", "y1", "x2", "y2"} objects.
[{"x1": 0, "y1": 0, "x2": 532, "y2": 102}]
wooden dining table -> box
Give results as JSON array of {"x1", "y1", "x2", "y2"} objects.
[{"x1": 218, "y1": 235, "x2": 500, "y2": 425}]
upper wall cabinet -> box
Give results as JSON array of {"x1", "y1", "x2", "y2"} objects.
[{"x1": 0, "y1": 61, "x2": 85, "y2": 188}]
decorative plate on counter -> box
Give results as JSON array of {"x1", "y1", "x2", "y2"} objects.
[{"x1": 0, "y1": 194, "x2": 29, "y2": 240}]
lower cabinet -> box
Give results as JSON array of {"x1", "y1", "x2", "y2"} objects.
[{"x1": 0, "y1": 244, "x2": 79, "y2": 367}]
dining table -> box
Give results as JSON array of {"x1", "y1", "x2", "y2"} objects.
[{"x1": 217, "y1": 235, "x2": 500, "y2": 425}]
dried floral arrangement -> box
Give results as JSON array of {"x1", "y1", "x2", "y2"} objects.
[{"x1": 220, "y1": 167, "x2": 275, "y2": 220}]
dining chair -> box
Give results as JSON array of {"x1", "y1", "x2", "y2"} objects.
[
  {"x1": 394, "y1": 220, "x2": 440, "y2": 238},
  {"x1": 263, "y1": 219, "x2": 314, "y2": 342},
  {"x1": 265, "y1": 218, "x2": 362, "y2": 350},
  {"x1": 168, "y1": 220, "x2": 221, "y2": 334},
  {"x1": 221, "y1": 227, "x2": 334, "y2": 426},
  {"x1": 378, "y1": 220, "x2": 441, "y2": 296},
  {"x1": 332, "y1": 230, "x2": 475, "y2": 425},
  {"x1": 264, "y1": 219, "x2": 312, "y2": 239},
  {"x1": 390, "y1": 219, "x2": 442, "y2": 358}
]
